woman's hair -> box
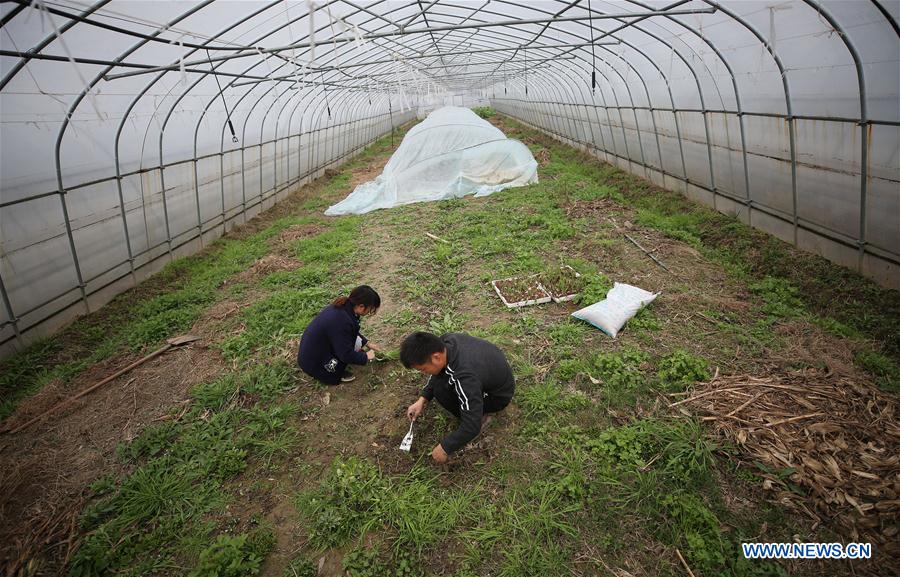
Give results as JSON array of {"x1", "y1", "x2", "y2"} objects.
[
  {"x1": 333, "y1": 285, "x2": 381, "y2": 310},
  {"x1": 399, "y1": 331, "x2": 445, "y2": 368}
]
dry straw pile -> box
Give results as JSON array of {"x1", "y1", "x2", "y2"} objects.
[{"x1": 675, "y1": 369, "x2": 898, "y2": 553}]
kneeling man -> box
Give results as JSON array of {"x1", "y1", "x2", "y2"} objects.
[{"x1": 401, "y1": 331, "x2": 515, "y2": 464}]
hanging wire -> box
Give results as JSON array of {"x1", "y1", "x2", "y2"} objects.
[
  {"x1": 283, "y1": 0, "x2": 301, "y2": 82},
  {"x1": 524, "y1": 47, "x2": 527, "y2": 95},
  {"x1": 321, "y1": 70, "x2": 330, "y2": 118},
  {"x1": 307, "y1": 0, "x2": 317, "y2": 65},
  {"x1": 206, "y1": 48, "x2": 238, "y2": 142},
  {"x1": 32, "y1": 0, "x2": 104, "y2": 120},
  {"x1": 588, "y1": 0, "x2": 596, "y2": 92}
]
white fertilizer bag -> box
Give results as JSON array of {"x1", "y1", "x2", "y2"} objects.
[{"x1": 571, "y1": 282, "x2": 659, "y2": 338}]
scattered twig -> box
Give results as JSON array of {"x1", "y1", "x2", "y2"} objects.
[
  {"x1": 425, "y1": 232, "x2": 449, "y2": 244},
  {"x1": 669, "y1": 387, "x2": 742, "y2": 407},
  {"x1": 675, "y1": 548, "x2": 696, "y2": 577},
  {"x1": 624, "y1": 233, "x2": 671, "y2": 272},
  {"x1": 640, "y1": 452, "x2": 661, "y2": 472},
  {"x1": 725, "y1": 391, "x2": 766, "y2": 417},
  {"x1": 763, "y1": 412, "x2": 824, "y2": 428}
]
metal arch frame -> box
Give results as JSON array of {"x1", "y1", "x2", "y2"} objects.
[
  {"x1": 475, "y1": 0, "x2": 709, "y2": 182},
  {"x1": 94, "y1": 4, "x2": 721, "y2": 81},
  {"x1": 195, "y1": 4, "x2": 443, "y2": 222},
  {"x1": 697, "y1": 1, "x2": 798, "y2": 244},
  {"x1": 489, "y1": 1, "x2": 784, "y2": 242},
  {"x1": 626, "y1": 0, "x2": 753, "y2": 217},
  {"x1": 585, "y1": 1, "x2": 728, "y2": 190},
  {"x1": 462, "y1": 0, "x2": 714, "y2": 187},
  {"x1": 0, "y1": 0, "x2": 405, "y2": 343},
  {"x1": 798, "y1": 0, "x2": 869, "y2": 269},
  {"x1": 0, "y1": 0, "x2": 114, "y2": 339},
  {"x1": 198, "y1": 8, "x2": 612, "y2": 210},
  {"x1": 156, "y1": 0, "x2": 410, "y2": 252},
  {"x1": 115, "y1": 0, "x2": 280, "y2": 281},
  {"x1": 180, "y1": 2, "x2": 605, "y2": 227},
  {"x1": 5, "y1": 0, "x2": 732, "y2": 270},
  {"x1": 477, "y1": 0, "x2": 668, "y2": 169},
  {"x1": 147, "y1": 3, "x2": 285, "y2": 258},
  {"x1": 509, "y1": 0, "x2": 719, "y2": 191},
  {"x1": 494, "y1": 4, "x2": 782, "y2": 221},
  {"x1": 0, "y1": 0, "x2": 112, "y2": 92},
  {"x1": 0, "y1": 1, "x2": 640, "y2": 342},
  {"x1": 1, "y1": 0, "x2": 898, "y2": 350},
  {"x1": 54, "y1": 0, "x2": 218, "y2": 314},
  {"x1": 418, "y1": 8, "x2": 643, "y2": 158},
  {"x1": 195, "y1": 5, "x2": 448, "y2": 194},
  {"x1": 507, "y1": 0, "x2": 896, "y2": 269}
]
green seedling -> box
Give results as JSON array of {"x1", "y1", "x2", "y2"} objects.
[
  {"x1": 539, "y1": 266, "x2": 585, "y2": 299},
  {"x1": 373, "y1": 349, "x2": 399, "y2": 362}
]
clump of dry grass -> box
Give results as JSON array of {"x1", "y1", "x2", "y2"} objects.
[{"x1": 231, "y1": 255, "x2": 301, "y2": 283}]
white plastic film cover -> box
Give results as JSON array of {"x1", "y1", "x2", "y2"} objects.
[{"x1": 324, "y1": 106, "x2": 538, "y2": 215}]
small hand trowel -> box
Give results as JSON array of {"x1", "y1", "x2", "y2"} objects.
[{"x1": 399, "y1": 421, "x2": 415, "y2": 452}]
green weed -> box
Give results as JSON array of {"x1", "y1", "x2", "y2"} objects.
[
  {"x1": 189, "y1": 533, "x2": 263, "y2": 577},
  {"x1": 749, "y1": 276, "x2": 805, "y2": 319},
  {"x1": 295, "y1": 457, "x2": 483, "y2": 555},
  {"x1": 343, "y1": 546, "x2": 384, "y2": 577},
  {"x1": 73, "y1": 363, "x2": 293, "y2": 575},
  {"x1": 219, "y1": 288, "x2": 328, "y2": 361},
  {"x1": 575, "y1": 273, "x2": 612, "y2": 305},
  {"x1": 660, "y1": 493, "x2": 727, "y2": 573},
  {"x1": 283, "y1": 557, "x2": 317, "y2": 577},
  {"x1": 516, "y1": 380, "x2": 589, "y2": 419},
  {"x1": 855, "y1": 349, "x2": 900, "y2": 393},
  {"x1": 471, "y1": 106, "x2": 495, "y2": 119},
  {"x1": 657, "y1": 350, "x2": 710, "y2": 391}
]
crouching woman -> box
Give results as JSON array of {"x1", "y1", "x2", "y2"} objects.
[{"x1": 298, "y1": 285, "x2": 381, "y2": 385}]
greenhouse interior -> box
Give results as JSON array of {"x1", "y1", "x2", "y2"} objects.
[{"x1": 0, "y1": 0, "x2": 898, "y2": 575}]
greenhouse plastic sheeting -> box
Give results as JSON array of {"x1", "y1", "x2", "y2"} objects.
[
  {"x1": 325, "y1": 107, "x2": 538, "y2": 215},
  {"x1": 0, "y1": 0, "x2": 898, "y2": 358}
]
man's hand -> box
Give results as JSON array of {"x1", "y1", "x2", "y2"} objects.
[
  {"x1": 366, "y1": 350, "x2": 376, "y2": 361},
  {"x1": 406, "y1": 397, "x2": 427, "y2": 421},
  {"x1": 431, "y1": 443, "x2": 449, "y2": 464},
  {"x1": 366, "y1": 341, "x2": 380, "y2": 352}
]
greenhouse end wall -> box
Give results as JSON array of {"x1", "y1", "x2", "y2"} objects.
[
  {"x1": 0, "y1": 111, "x2": 415, "y2": 360},
  {"x1": 491, "y1": 99, "x2": 899, "y2": 290}
]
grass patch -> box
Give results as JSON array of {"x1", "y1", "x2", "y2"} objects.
[
  {"x1": 71, "y1": 363, "x2": 296, "y2": 576},
  {"x1": 855, "y1": 349, "x2": 900, "y2": 393},
  {"x1": 219, "y1": 287, "x2": 329, "y2": 362},
  {"x1": 295, "y1": 457, "x2": 483, "y2": 558}
]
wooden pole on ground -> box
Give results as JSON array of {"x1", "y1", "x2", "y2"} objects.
[{"x1": 3, "y1": 335, "x2": 200, "y2": 435}]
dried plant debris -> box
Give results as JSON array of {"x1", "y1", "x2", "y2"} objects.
[
  {"x1": 272, "y1": 223, "x2": 324, "y2": 245},
  {"x1": 678, "y1": 369, "x2": 899, "y2": 550},
  {"x1": 231, "y1": 255, "x2": 301, "y2": 282}
]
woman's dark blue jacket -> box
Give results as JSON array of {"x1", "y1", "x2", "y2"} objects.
[{"x1": 297, "y1": 300, "x2": 368, "y2": 384}]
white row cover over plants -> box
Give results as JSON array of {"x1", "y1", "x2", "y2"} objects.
[{"x1": 325, "y1": 107, "x2": 538, "y2": 215}]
